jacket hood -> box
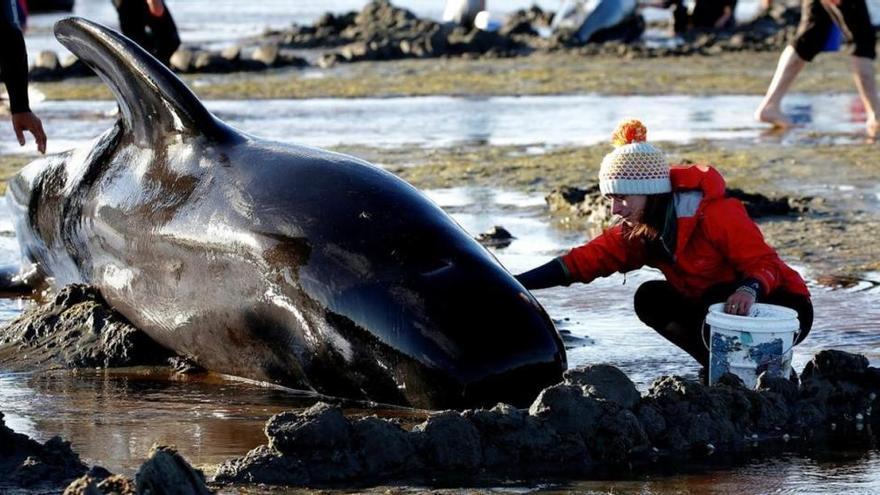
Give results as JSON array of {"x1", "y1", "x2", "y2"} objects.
[{"x1": 670, "y1": 164, "x2": 726, "y2": 200}]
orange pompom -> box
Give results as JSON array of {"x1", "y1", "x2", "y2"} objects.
[{"x1": 611, "y1": 119, "x2": 648, "y2": 147}]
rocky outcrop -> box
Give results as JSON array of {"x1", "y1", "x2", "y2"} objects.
[
  {"x1": 545, "y1": 181, "x2": 811, "y2": 231},
  {"x1": 63, "y1": 445, "x2": 211, "y2": 495},
  {"x1": 0, "y1": 411, "x2": 90, "y2": 492},
  {"x1": 214, "y1": 350, "x2": 880, "y2": 487},
  {"x1": 475, "y1": 225, "x2": 515, "y2": 248},
  {"x1": 29, "y1": 2, "x2": 805, "y2": 81},
  {"x1": 0, "y1": 284, "x2": 175, "y2": 371}
]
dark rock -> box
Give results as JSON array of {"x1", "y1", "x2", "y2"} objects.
[
  {"x1": 264, "y1": 403, "x2": 361, "y2": 482},
  {"x1": 716, "y1": 372, "x2": 747, "y2": 389},
  {"x1": 169, "y1": 48, "x2": 195, "y2": 72},
  {"x1": 464, "y1": 403, "x2": 589, "y2": 473},
  {"x1": 1, "y1": 411, "x2": 88, "y2": 491},
  {"x1": 220, "y1": 45, "x2": 242, "y2": 62},
  {"x1": 266, "y1": 402, "x2": 352, "y2": 455},
  {"x1": 757, "y1": 373, "x2": 799, "y2": 403},
  {"x1": 0, "y1": 284, "x2": 176, "y2": 371},
  {"x1": 64, "y1": 474, "x2": 135, "y2": 495},
  {"x1": 643, "y1": 376, "x2": 747, "y2": 450},
  {"x1": 212, "y1": 350, "x2": 880, "y2": 487},
  {"x1": 352, "y1": 416, "x2": 418, "y2": 476},
  {"x1": 591, "y1": 403, "x2": 649, "y2": 462},
  {"x1": 727, "y1": 188, "x2": 807, "y2": 218},
  {"x1": 564, "y1": 364, "x2": 641, "y2": 409},
  {"x1": 134, "y1": 445, "x2": 211, "y2": 495},
  {"x1": 34, "y1": 50, "x2": 61, "y2": 71},
  {"x1": 529, "y1": 383, "x2": 602, "y2": 439},
  {"x1": 475, "y1": 225, "x2": 515, "y2": 248},
  {"x1": 213, "y1": 445, "x2": 309, "y2": 485},
  {"x1": 411, "y1": 411, "x2": 482, "y2": 473},
  {"x1": 251, "y1": 44, "x2": 280, "y2": 66},
  {"x1": 801, "y1": 350, "x2": 869, "y2": 381},
  {"x1": 193, "y1": 52, "x2": 235, "y2": 73}
]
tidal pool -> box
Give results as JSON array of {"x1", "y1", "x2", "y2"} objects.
[
  {"x1": 0, "y1": 185, "x2": 878, "y2": 484},
  {"x1": 0, "y1": 93, "x2": 869, "y2": 155}
]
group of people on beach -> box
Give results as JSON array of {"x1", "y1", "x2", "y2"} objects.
[{"x1": 1, "y1": 0, "x2": 877, "y2": 373}]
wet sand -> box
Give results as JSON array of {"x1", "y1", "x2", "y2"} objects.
[
  {"x1": 32, "y1": 50, "x2": 870, "y2": 101},
  {"x1": 346, "y1": 139, "x2": 880, "y2": 280}
]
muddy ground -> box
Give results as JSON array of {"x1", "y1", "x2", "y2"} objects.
[{"x1": 32, "y1": 50, "x2": 864, "y2": 101}]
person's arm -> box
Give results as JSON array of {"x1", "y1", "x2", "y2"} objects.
[
  {"x1": 1, "y1": 3, "x2": 30, "y2": 114},
  {"x1": 1, "y1": 2, "x2": 46, "y2": 153},
  {"x1": 560, "y1": 225, "x2": 648, "y2": 284},
  {"x1": 515, "y1": 258, "x2": 571, "y2": 290},
  {"x1": 146, "y1": 0, "x2": 165, "y2": 17},
  {"x1": 703, "y1": 199, "x2": 787, "y2": 314}
]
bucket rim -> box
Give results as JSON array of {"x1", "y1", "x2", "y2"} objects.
[{"x1": 706, "y1": 303, "x2": 800, "y2": 332}]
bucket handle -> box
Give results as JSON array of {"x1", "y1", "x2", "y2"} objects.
[{"x1": 701, "y1": 318, "x2": 802, "y2": 352}]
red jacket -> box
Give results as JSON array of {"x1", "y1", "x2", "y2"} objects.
[{"x1": 561, "y1": 164, "x2": 810, "y2": 300}]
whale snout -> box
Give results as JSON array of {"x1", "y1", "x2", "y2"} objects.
[{"x1": 417, "y1": 260, "x2": 566, "y2": 408}]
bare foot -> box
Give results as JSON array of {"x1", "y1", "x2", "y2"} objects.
[
  {"x1": 755, "y1": 104, "x2": 792, "y2": 128},
  {"x1": 867, "y1": 116, "x2": 879, "y2": 139}
]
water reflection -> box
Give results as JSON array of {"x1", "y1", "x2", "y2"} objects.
[
  {"x1": 0, "y1": 94, "x2": 868, "y2": 155},
  {"x1": 0, "y1": 370, "x2": 318, "y2": 475}
]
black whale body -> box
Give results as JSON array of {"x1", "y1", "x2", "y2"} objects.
[{"x1": 6, "y1": 18, "x2": 566, "y2": 409}]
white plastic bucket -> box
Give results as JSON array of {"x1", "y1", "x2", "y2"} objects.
[{"x1": 705, "y1": 303, "x2": 800, "y2": 389}]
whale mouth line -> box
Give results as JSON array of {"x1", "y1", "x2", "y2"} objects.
[{"x1": 419, "y1": 259, "x2": 455, "y2": 277}]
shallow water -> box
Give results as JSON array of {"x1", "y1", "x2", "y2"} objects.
[
  {"x1": 21, "y1": 0, "x2": 766, "y2": 62},
  {"x1": 0, "y1": 183, "x2": 878, "y2": 480},
  {"x1": 0, "y1": 93, "x2": 868, "y2": 155}
]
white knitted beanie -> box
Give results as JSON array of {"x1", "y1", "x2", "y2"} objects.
[{"x1": 598, "y1": 119, "x2": 671, "y2": 195}]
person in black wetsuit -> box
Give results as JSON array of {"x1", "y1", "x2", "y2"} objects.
[
  {"x1": 113, "y1": 0, "x2": 181, "y2": 66},
  {"x1": 657, "y1": 0, "x2": 737, "y2": 34},
  {"x1": 1, "y1": 0, "x2": 46, "y2": 154}
]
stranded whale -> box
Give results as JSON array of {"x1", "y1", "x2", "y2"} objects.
[{"x1": 5, "y1": 17, "x2": 566, "y2": 409}]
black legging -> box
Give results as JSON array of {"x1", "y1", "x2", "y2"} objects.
[
  {"x1": 113, "y1": 0, "x2": 181, "y2": 66},
  {"x1": 634, "y1": 280, "x2": 813, "y2": 367}
]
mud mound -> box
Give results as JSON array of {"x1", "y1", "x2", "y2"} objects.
[
  {"x1": 0, "y1": 284, "x2": 175, "y2": 371},
  {"x1": 0, "y1": 411, "x2": 89, "y2": 492},
  {"x1": 64, "y1": 445, "x2": 210, "y2": 495},
  {"x1": 214, "y1": 350, "x2": 880, "y2": 487},
  {"x1": 546, "y1": 182, "x2": 810, "y2": 231}
]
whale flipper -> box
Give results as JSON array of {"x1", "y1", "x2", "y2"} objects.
[{"x1": 54, "y1": 17, "x2": 232, "y2": 146}]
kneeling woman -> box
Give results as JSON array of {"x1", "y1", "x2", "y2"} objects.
[{"x1": 516, "y1": 120, "x2": 813, "y2": 367}]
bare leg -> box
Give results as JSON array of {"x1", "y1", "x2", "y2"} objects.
[
  {"x1": 755, "y1": 45, "x2": 808, "y2": 128},
  {"x1": 850, "y1": 56, "x2": 880, "y2": 138}
]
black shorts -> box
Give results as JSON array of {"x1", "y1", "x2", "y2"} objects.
[{"x1": 792, "y1": 0, "x2": 876, "y2": 61}]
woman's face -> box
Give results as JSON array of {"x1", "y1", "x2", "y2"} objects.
[{"x1": 607, "y1": 194, "x2": 648, "y2": 225}]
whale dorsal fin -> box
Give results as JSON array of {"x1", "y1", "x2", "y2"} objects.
[{"x1": 55, "y1": 17, "x2": 233, "y2": 146}]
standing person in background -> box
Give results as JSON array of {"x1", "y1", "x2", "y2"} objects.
[
  {"x1": 443, "y1": 0, "x2": 486, "y2": 29},
  {"x1": 515, "y1": 120, "x2": 813, "y2": 369},
  {"x1": 1, "y1": 0, "x2": 46, "y2": 154},
  {"x1": 114, "y1": 0, "x2": 180, "y2": 66},
  {"x1": 656, "y1": 0, "x2": 737, "y2": 35},
  {"x1": 755, "y1": 0, "x2": 879, "y2": 138}
]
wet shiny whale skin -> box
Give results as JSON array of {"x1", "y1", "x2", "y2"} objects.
[{"x1": 6, "y1": 17, "x2": 566, "y2": 409}]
